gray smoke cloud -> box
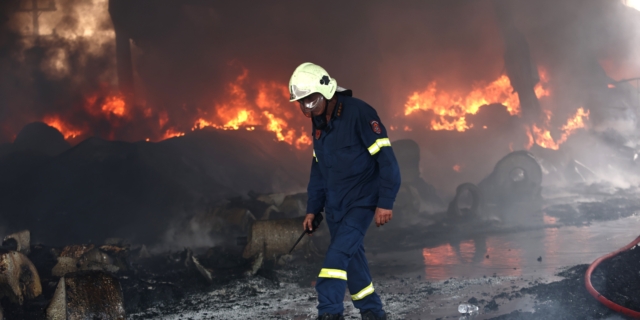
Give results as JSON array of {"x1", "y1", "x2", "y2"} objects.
[{"x1": 0, "y1": 0, "x2": 639, "y2": 193}]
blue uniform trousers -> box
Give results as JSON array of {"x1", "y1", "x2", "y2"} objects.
[{"x1": 315, "y1": 207, "x2": 384, "y2": 316}]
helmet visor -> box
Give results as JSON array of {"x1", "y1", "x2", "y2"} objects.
[
  {"x1": 298, "y1": 93, "x2": 325, "y2": 118},
  {"x1": 290, "y1": 84, "x2": 312, "y2": 102}
]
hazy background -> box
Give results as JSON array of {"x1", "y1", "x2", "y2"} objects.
[{"x1": 0, "y1": 0, "x2": 639, "y2": 207}]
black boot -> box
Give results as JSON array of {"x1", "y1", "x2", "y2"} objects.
[
  {"x1": 361, "y1": 310, "x2": 387, "y2": 320},
  {"x1": 317, "y1": 314, "x2": 345, "y2": 320}
]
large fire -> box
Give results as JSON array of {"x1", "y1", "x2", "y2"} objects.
[
  {"x1": 191, "y1": 68, "x2": 310, "y2": 149},
  {"x1": 34, "y1": 65, "x2": 313, "y2": 148},
  {"x1": 401, "y1": 67, "x2": 590, "y2": 151},
  {"x1": 404, "y1": 69, "x2": 550, "y2": 132},
  {"x1": 527, "y1": 108, "x2": 590, "y2": 150}
]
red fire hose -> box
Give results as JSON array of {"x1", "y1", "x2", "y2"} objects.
[{"x1": 585, "y1": 235, "x2": 640, "y2": 319}]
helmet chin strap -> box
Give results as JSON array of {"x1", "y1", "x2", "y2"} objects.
[{"x1": 312, "y1": 98, "x2": 330, "y2": 130}]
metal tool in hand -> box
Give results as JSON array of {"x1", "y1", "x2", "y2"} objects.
[{"x1": 289, "y1": 213, "x2": 324, "y2": 254}]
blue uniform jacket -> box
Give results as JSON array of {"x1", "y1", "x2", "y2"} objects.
[{"x1": 306, "y1": 93, "x2": 401, "y2": 222}]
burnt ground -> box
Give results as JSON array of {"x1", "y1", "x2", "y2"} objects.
[
  {"x1": 126, "y1": 262, "x2": 627, "y2": 320},
  {"x1": 122, "y1": 185, "x2": 640, "y2": 320},
  {"x1": 488, "y1": 265, "x2": 625, "y2": 320},
  {"x1": 4, "y1": 183, "x2": 637, "y2": 320}
]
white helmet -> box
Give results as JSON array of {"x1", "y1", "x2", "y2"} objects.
[{"x1": 289, "y1": 62, "x2": 337, "y2": 102}]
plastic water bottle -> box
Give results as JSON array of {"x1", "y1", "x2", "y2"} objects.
[{"x1": 458, "y1": 303, "x2": 479, "y2": 314}]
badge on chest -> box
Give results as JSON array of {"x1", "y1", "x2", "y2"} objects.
[{"x1": 315, "y1": 129, "x2": 322, "y2": 140}]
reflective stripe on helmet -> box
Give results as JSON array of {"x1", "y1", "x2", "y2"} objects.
[
  {"x1": 318, "y1": 268, "x2": 347, "y2": 280},
  {"x1": 351, "y1": 282, "x2": 375, "y2": 301},
  {"x1": 367, "y1": 138, "x2": 391, "y2": 155}
]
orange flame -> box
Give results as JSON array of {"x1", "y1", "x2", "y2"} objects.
[
  {"x1": 295, "y1": 133, "x2": 312, "y2": 150},
  {"x1": 528, "y1": 108, "x2": 590, "y2": 150},
  {"x1": 43, "y1": 115, "x2": 83, "y2": 139},
  {"x1": 534, "y1": 68, "x2": 551, "y2": 98},
  {"x1": 220, "y1": 109, "x2": 257, "y2": 130},
  {"x1": 84, "y1": 93, "x2": 127, "y2": 119},
  {"x1": 263, "y1": 111, "x2": 296, "y2": 143},
  {"x1": 193, "y1": 68, "x2": 311, "y2": 149},
  {"x1": 404, "y1": 68, "x2": 550, "y2": 132},
  {"x1": 101, "y1": 95, "x2": 126, "y2": 117},
  {"x1": 453, "y1": 164, "x2": 462, "y2": 172},
  {"x1": 163, "y1": 128, "x2": 185, "y2": 140},
  {"x1": 159, "y1": 111, "x2": 169, "y2": 128}
]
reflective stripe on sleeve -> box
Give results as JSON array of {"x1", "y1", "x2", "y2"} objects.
[
  {"x1": 313, "y1": 149, "x2": 318, "y2": 162},
  {"x1": 318, "y1": 268, "x2": 347, "y2": 280},
  {"x1": 367, "y1": 138, "x2": 392, "y2": 155},
  {"x1": 351, "y1": 282, "x2": 375, "y2": 300}
]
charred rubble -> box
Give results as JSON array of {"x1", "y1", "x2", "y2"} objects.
[{"x1": 0, "y1": 191, "x2": 327, "y2": 319}]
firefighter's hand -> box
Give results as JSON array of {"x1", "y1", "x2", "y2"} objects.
[
  {"x1": 303, "y1": 213, "x2": 315, "y2": 234},
  {"x1": 375, "y1": 208, "x2": 393, "y2": 227}
]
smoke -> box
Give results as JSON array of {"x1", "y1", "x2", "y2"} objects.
[
  {"x1": 0, "y1": 0, "x2": 639, "y2": 193},
  {"x1": 0, "y1": 0, "x2": 120, "y2": 144}
]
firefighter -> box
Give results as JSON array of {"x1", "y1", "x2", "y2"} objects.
[{"x1": 289, "y1": 62, "x2": 401, "y2": 320}]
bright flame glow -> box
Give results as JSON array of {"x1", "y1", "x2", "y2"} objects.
[
  {"x1": 163, "y1": 128, "x2": 185, "y2": 140},
  {"x1": 101, "y1": 95, "x2": 126, "y2": 117},
  {"x1": 404, "y1": 68, "x2": 550, "y2": 132},
  {"x1": 534, "y1": 69, "x2": 551, "y2": 98},
  {"x1": 528, "y1": 108, "x2": 590, "y2": 150},
  {"x1": 193, "y1": 68, "x2": 311, "y2": 149},
  {"x1": 295, "y1": 133, "x2": 312, "y2": 150},
  {"x1": 263, "y1": 111, "x2": 295, "y2": 143},
  {"x1": 453, "y1": 164, "x2": 462, "y2": 172},
  {"x1": 43, "y1": 115, "x2": 83, "y2": 139}
]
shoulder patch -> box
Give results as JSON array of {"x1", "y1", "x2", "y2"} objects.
[
  {"x1": 370, "y1": 120, "x2": 382, "y2": 134},
  {"x1": 315, "y1": 129, "x2": 322, "y2": 140}
]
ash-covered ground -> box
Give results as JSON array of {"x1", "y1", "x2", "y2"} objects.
[{"x1": 126, "y1": 183, "x2": 640, "y2": 320}]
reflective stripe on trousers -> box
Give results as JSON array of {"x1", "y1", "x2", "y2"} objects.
[{"x1": 351, "y1": 282, "x2": 375, "y2": 301}]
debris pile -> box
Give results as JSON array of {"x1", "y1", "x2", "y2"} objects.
[
  {"x1": 0, "y1": 189, "x2": 327, "y2": 319},
  {"x1": 0, "y1": 230, "x2": 265, "y2": 319}
]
